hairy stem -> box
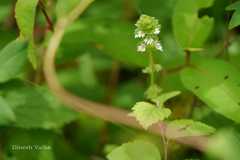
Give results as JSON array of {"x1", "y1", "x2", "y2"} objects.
[{"x1": 149, "y1": 50, "x2": 155, "y2": 86}]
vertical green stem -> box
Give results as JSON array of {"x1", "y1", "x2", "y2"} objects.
[{"x1": 149, "y1": 50, "x2": 155, "y2": 86}]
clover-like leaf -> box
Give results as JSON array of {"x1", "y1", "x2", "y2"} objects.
[
  {"x1": 107, "y1": 140, "x2": 161, "y2": 160},
  {"x1": 130, "y1": 102, "x2": 171, "y2": 129},
  {"x1": 152, "y1": 91, "x2": 181, "y2": 107}
]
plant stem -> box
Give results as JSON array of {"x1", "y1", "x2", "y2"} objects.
[
  {"x1": 39, "y1": 0, "x2": 53, "y2": 31},
  {"x1": 184, "y1": 49, "x2": 191, "y2": 66},
  {"x1": 149, "y1": 50, "x2": 155, "y2": 86},
  {"x1": 43, "y1": 0, "x2": 210, "y2": 152}
]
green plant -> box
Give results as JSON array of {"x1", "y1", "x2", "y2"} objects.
[{"x1": 1, "y1": 0, "x2": 240, "y2": 160}]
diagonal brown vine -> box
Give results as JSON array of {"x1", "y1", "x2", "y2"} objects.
[{"x1": 43, "y1": 0, "x2": 209, "y2": 152}]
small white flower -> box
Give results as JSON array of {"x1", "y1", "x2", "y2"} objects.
[
  {"x1": 144, "y1": 38, "x2": 154, "y2": 45},
  {"x1": 137, "y1": 43, "x2": 146, "y2": 52},
  {"x1": 135, "y1": 30, "x2": 145, "y2": 38},
  {"x1": 154, "y1": 27, "x2": 160, "y2": 35},
  {"x1": 155, "y1": 42, "x2": 163, "y2": 51}
]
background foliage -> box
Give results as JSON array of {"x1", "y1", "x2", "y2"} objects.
[{"x1": 1, "y1": 0, "x2": 240, "y2": 159}]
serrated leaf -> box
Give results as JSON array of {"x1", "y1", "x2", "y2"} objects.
[
  {"x1": 0, "y1": 40, "x2": 27, "y2": 83},
  {"x1": 0, "y1": 96, "x2": 15, "y2": 125},
  {"x1": 152, "y1": 91, "x2": 181, "y2": 107},
  {"x1": 166, "y1": 119, "x2": 215, "y2": 138},
  {"x1": 15, "y1": 0, "x2": 39, "y2": 39},
  {"x1": 107, "y1": 140, "x2": 161, "y2": 160},
  {"x1": 180, "y1": 58, "x2": 240, "y2": 123},
  {"x1": 226, "y1": 1, "x2": 240, "y2": 29},
  {"x1": 130, "y1": 102, "x2": 171, "y2": 129},
  {"x1": 173, "y1": 0, "x2": 214, "y2": 49}
]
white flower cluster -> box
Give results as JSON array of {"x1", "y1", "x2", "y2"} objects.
[
  {"x1": 135, "y1": 28, "x2": 163, "y2": 53},
  {"x1": 134, "y1": 15, "x2": 163, "y2": 53}
]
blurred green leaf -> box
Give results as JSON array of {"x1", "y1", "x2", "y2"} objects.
[
  {"x1": 0, "y1": 39, "x2": 27, "y2": 83},
  {"x1": 0, "y1": 96, "x2": 15, "y2": 125},
  {"x1": 28, "y1": 40, "x2": 38, "y2": 69},
  {"x1": 15, "y1": 0, "x2": 39, "y2": 68},
  {"x1": 0, "y1": 5, "x2": 10, "y2": 23},
  {"x1": 112, "y1": 81, "x2": 145, "y2": 109},
  {"x1": 78, "y1": 54, "x2": 98, "y2": 88},
  {"x1": 130, "y1": 101, "x2": 171, "y2": 129},
  {"x1": 173, "y1": 0, "x2": 214, "y2": 49},
  {"x1": 226, "y1": 1, "x2": 240, "y2": 29},
  {"x1": 15, "y1": 0, "x2": 39, "y2": 39},
  {"x1": 181, "y1": 58, "x2": 240, "y2": 123},
  {"x1": 166, "y1": 119, "x2": 215, "y2": 138},
  {"x1": 136, "y1": 0, "x2": 176, "y2": 23},
  {"x1": 107, "y1": 140, "x2": 161, "y2": 160},
  {"x1": 55, "y1": 0, "x2": 79, "y2": 18},
  {"x1": 3, "y1": 81, "x2": 78, "y2": 129},
  {"x1": 207, "y1": 129, "x2": 240, "y2": 160}
]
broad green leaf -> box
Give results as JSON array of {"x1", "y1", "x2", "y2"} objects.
[
  {"x1": 226, "y1": 1, "x2": 240, "y2": 29},
  {"x1": 56, "y1": 0, "x2": 80, "y2": 18},
  {"x1": 130, "y1": 101, "x2": 171, "y2": 129},
  {"x1": 62, "y1": 20, "x2": 168, "y2": 67},
  {"x1": 107, "y1": 140, "x2": 161, "y2": 160},
  {"x1": 97, "y1": 22, "x2": 150, "y2": 67},
  {"x1": 173, "y1": 0, "x2": 214, "y2": 49},
  {"x1": 0, "y1": 5, "x2": 10, "y2": 23},
  {"x1": 207, "y1": 129, "x2": 240, "y2": 160},
  {"x1": 0, "y1": 40, "x2": 27, "y2": 83},
  {"x1": 136, "y1": 0, "x2": 176, "y2": 23},
  {"x1": 152, "y1": 91, "x2": 181, "y2": 107},
  {"x1": 181, "y1": 58, "x2": 240, "y2": 123},
  {"x1": 28, "y1": 40, "x2": 38, "y2": 69},
  {"x1": 15, "y1": 0, "x2": 39, "y2": 68},
  {"x1": 15, "y1": 0, "x2": 39, "y2": 39},
  {"x1": 78, "y1": 54, "x2": 98, "y2": 88},
  {"x1": 166, "y1": 119, "x2": 215, "y2": 138},
  {"x1": 2, "y1": 81, "x2": 78, "y2": 129},
  {"x1": 0, "y1": 96, "x2": 15, "y2": 125}
]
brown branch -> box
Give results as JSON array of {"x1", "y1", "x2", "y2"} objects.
[
  {"x1": 43, "y1": 0, "x2": 209, "y2": 152},
  {"x1": 39, "y1": 0, "x2": 54, "y2": 31}
]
